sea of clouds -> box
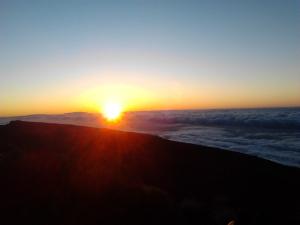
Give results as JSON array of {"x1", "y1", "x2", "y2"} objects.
[{"x1": 1, "y1": 108, "x2": 299, "y2": 167}]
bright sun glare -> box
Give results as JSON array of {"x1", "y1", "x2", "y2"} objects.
[{"x1": 102, "y1": 101, "x2": 123, "y2": 121}]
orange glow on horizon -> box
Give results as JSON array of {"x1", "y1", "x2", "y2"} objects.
[{"x1": 1, "y1": 76, "x2": 300, "y2": 117}]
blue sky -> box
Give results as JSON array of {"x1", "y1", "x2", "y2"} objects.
[{"x1": 1, "y1": 0, "x2": 299, "y2": 115}]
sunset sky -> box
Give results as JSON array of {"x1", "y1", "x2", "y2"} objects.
[{"x1": 1, "y1": 0, "x2": 300, "y2": 116}]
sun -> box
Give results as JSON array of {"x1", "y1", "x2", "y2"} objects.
[{"x1": 102, "y1": 101, "x2": 123, "y2": 121}]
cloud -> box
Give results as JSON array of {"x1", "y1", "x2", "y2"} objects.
[{"x1": 1, "y1": 108, "x2": 299, "y2": 167}]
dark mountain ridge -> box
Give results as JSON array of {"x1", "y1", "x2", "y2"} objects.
[{"x1": 0, "y1": 121, "x2": 299, "y2": 225}]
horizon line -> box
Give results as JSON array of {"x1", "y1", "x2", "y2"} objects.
[{"x1": 1, "y1": 105, "x2": 300, "y2": 118}]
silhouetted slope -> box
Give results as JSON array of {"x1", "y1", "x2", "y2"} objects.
[{"x1": 0, "y1": 121, "x2": 299, "y2": 225}]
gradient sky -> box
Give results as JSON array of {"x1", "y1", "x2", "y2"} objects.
[{"x1": 1, "y1": 0, "x2": 300, "y2": 116}]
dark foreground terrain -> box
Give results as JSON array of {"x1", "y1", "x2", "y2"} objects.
[{"x1": 0, "y1": 121, "x2": 299, "y2": 225}]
